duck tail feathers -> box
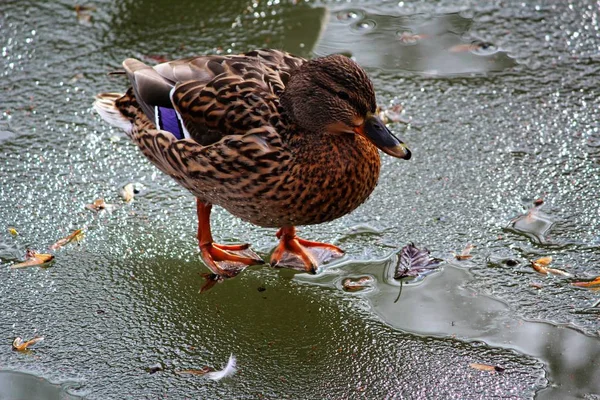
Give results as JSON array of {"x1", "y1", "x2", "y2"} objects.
[{"x1": 93, "y1": 92, "x2": 133, "y2": 134}]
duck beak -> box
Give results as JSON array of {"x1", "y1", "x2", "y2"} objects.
[{"x1": 354, "y1": 113, "x2": 411, "y2": 160}]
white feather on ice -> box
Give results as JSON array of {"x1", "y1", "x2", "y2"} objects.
[{"x1": 205, "y1": 354, "x2": 237, "y2": 381}]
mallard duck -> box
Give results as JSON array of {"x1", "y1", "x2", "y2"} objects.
[{"x1": 94, "y1": 49, "x2": 411, "y2": 276}]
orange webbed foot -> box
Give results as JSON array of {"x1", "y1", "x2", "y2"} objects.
[
  {"x1": 196, "y1": 200, "x2": 263, "y2": 278},
  {"x1": 200, "y1": 242, "x2": 264, "y2": 278},
  {"x1": 270, "y1": 227, "x2": 344, "y2": 273}
]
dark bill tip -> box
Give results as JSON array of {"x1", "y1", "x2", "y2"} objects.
[{"x1": 360, "y1": 115, "x2": 411, "y2": 160}]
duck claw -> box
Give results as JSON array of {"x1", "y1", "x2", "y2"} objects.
[
  {"x1": 270, "y1": 228, "x2": 344, "y2": 273},
  {"x1": 200, "y1": 243, "x2": 263, "y2": 278}
]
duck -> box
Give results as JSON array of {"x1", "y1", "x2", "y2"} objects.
[{"x1": 94, "y1": 49, "x2": 411, "y2": 277}]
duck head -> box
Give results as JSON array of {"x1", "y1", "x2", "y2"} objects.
[{"x1": 280, "y1": 54, "x2": 411, "y2": 160}]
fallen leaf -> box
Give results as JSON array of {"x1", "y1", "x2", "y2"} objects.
[
  {"x1": 69, "y1": 73, "x2": 84, "y2": 83},
  {"x1": 342, "y1": 276, "x2": 374, "y2": 292},
  {"x1": 85, "y1": 198, "x2": 113, "y2": 212},
  {"x1": 394, "y1": 243, "x2": 442, "y2": 279},
  {"x1": 11, "y1": 250, "x2": 54, "y2": 269},
  {"x1": 531, "y1": 256, "x2": 552, "y2": 274},
  {"x1": 120, "y1": 183, "x2": 135, "y2": 202},
  {"x1": 12, "y1": 336, "x2": 44, "y2": 351},
  {"x1": 529, "y1": 282, "x2": 544, "y2": 289},
  {"x1": 8, "y1": 227, "x2": 18, "y2": 236},
  {"x1": 75, "y1": 4, "x2": 95, "y2": 25},
  {"x1": 572, "y1": 277, "x2": 600, "y2": 288},
  {"x1": 469, "y1": 363, "x2": 505, "y2": 373},
  {"x1": 453, "y1": 243, "x2": 474, "y2": 260},
  {"x1": 533, "y1": 256, "x2": 553, "y2": 268},
  {"x1": 544, "y1": 267, "x2": 571, "y2": 277},
  {"x1": 397, "y1": 32, "x2": 429, "y2": 45},
  {"x1": 49, "y1": 229, "x2": 83, "y2": 251},
  {"x1": 531, "y1": 256, "x2": 570, "y2": 276}
]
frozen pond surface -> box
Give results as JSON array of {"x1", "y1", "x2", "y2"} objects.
[{"x1": 1, "y1": 0, "x2": 599, "y2": 398}]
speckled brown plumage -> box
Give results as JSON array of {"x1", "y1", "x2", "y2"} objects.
[{"x1": 95, "y1": 49, "x2": 410, "y2": 274}]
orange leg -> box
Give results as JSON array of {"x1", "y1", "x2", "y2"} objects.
[
  {"x1": 197, "y1": 199, "x2": 263, "y2": 277},
  {"x1": 270, "y1": 226, "x2": 344, "y2": 273}
]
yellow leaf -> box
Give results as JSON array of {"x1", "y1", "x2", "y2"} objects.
[
  {"x1": 49, "y1": 229, "x2": 83, "y2": 251},
  {"x1": 11, "y1": 251, "x2": 54, "y2": 269},
  {"x1": 572, "y1": 276, "x2": 600, "y2": 288},
  {"x1": 12, "y1": 336, "x2": 44, "y2": 351}
]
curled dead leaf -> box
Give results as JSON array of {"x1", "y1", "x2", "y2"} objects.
[
  {"x1": 75, "y1": 4, "x2": 95, "y2": 25},
  {"x1": 469, "y1": 362, "x2": 505, "y2": 373},
  {"x1": 11, "y1": 250, "x2": 54, "y2": 269},
  {"x1": 572, "y1": 277, "x2": 600, "y2": 288},
  {"x1": 531, "y1": 256, "x2": 571, "y2": 276},
  {"x1": 342, "y1": 276, "x2": 374, "y2": 292},
  {"x1": 453, "y1": 244, "x2": 474, "y2": 260},
  {"x1": 395, "y1": 243, "x2": 442, "y2": 279},
  {"x1": 12, "y1": 336, "x2": 44, "y2": 351},
  {"x1": 398, "y1": 32, "x2": 429, "y2": 45},
  {"x1": 532, "y1": 256, "x2": 552, "y2": 274},
  {"x1": 49, "y1": 229, "x2": 83, "y2": 251},
  {"x1": 529, "y1": 282, "x2": 544, "y2": 289},
  {"x1": 85, "y1": 198, "x2": 113, "y2": 212}
]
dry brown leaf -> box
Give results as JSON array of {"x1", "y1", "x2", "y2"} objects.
[
  {"x1": 531, "y1": 256, "x2": 570, "y2": 276},
  {"x1": 397, "y1": 32, "x2": 429, "y2": 44},
  {"x1": 544, "y1": 267, "x2": 571, "y2": 277},
  {"x1": 453, "y1": 244, "x2": 474, "y2": 260},
  {"x1": 532, "y1": 256, "x2": 552, "y2": 274},
  {"x1": 11, "y1": 250, "x2": 54, "y2": 269},
  {"x1": 12, "y1": 336, "x2": 44, "y2": 351},
  {"x1": 342, "y1": 276, "x2": 374, "y2": 292},
  {"x1": 85, "y1": 198, "x2": 113, "y2": 212},
  {"x1": 49, "y1": 229, "x2": 83, "y2": 251},
  {"x1": 533, "y1": 256, "x2": 553, "y2": 267},
  {"x1": 469, "y1": 363, "x2": 505, "y2": 373},
  {"x1": 75, "y1": 4, "x2": 95, "y2": 24},
  {"x1": 572, "y1": 277, "x2": 600, "y2": 288}
]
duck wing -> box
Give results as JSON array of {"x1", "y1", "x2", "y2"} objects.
[{"x1": 122, "y1": 50, "x2": 305, "y2": 146}]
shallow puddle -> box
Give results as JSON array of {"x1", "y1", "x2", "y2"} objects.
[{"x1": 0, "y1": 371, "x2": 81, "y2": 400}]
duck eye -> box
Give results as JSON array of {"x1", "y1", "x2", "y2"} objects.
[{"x1": 337, "y1": 91, "x2": 350, "y2": 100}]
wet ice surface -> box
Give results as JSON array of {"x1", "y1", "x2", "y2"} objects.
[{"x1": 1, "y1": 0, "x2": 599, "y2": 398}]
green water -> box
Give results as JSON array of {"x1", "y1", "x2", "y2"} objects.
[{"x1": 1, "y1": 0, "x2": 599, "y2": 398}]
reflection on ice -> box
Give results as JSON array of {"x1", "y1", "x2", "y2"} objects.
[
  {"x1": 297, "y1": 255, "x2": 600, "y2": 398},
  {"x1": 315, "y1": 10, "x2": 516, "y2": 74}
]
